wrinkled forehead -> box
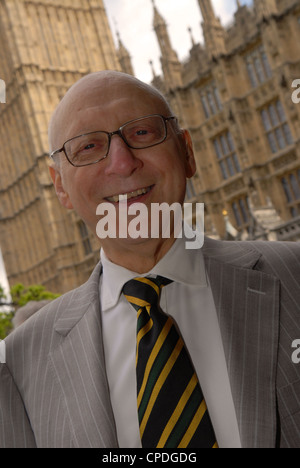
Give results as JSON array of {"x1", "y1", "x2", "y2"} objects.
[{"x1": 48, "y1": 72, "x2": 170, "y2": 151}]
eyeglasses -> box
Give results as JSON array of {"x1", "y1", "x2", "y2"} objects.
[{"x1": 49, "y1": 114, "x2": 177, "y2": 167}]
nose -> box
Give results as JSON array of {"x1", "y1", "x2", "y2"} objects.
[{"x1": 104, "y1": 133, "x2": 142, "y2": 177}]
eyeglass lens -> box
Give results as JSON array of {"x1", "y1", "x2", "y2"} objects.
[{"x1": 65, "y1": 115, "x2": 167, "y2": 166}]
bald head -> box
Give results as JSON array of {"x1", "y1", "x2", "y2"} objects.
[
  {"x1": 47, "y1": 69, "x2": 196, "y2": 271},
  {"x1": 48, "y1": 70, "x2": 173, "y2": 155}
]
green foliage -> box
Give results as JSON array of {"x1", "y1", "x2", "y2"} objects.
[
  {"x1": 0, "y1": 282, "x2": 60, "y2": 339},
  {"x1": 10, "y1": 283, "x2": 60, "y2": 307},
  {"x1": 0, "y1": 312, "x2": 14, "y2": 340},
  {"x1": 0, "y1": 284, "x2": 6, "y2": 302}
]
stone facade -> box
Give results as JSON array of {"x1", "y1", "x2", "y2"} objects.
[
  {"x1": 0, "y1": 0, "x2": 124, "y2": 293},
  {"x1": 151, "y1": 0, "x2": 300, "y2": 240}
]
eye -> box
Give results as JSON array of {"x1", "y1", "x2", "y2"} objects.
[
  {"x1": 83, "y1": 143, "x2": 96, "y2": 150},
  {"x1": 77, "y1": 137, "x2": 107, "y2": 154},
  {"x1": 121, "y1": 116, "x2": 165, "y2": 148},
  {"x1": 130, "y1": 126, "x2": 156, "y2": 140},
  {"x1": 67, "y1": 133, "x2": 108, "y2": 163}
]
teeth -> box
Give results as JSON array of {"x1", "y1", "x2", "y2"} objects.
[{"x1": 107, "y1": 187, "x2": 150, "y2": 203}]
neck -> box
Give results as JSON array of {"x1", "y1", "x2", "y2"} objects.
[{"x1": 101, "y1": 237, "x2": 176, "y2": 273}]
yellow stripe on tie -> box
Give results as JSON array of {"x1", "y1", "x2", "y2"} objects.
[
  {"x1": 137, "y1": 317, "x2": 173, "y2": 405},
  {"x1": 212, "y1": 442, "x2": 218, "y2": 448},
  {"x1": 139, "y1": 338, "x2": 184, "y2": 438},
  {"x1": 135, "y1": 277, "x2": 160, "y2": 296},
  {"x1": 124, "y1": 295, "x2": 150, "y2": 308},
  {"x1": 178, "y1": 399, "x2": 207, "y2": 448},
  {"x1": 156, "y1": 373, "x2": 198, "y2": 448},
  {"x1": 136, "y1": 317, "x2": 153, "y2": 365}
]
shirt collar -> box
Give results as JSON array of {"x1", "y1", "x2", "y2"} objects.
[{"x1": 100, "y1": 222, "x2": 207, "y2": 311}]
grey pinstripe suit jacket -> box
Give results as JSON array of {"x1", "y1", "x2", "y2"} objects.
[{"x1": 0, "y1": 237, "x2": 300, "y2": 448}]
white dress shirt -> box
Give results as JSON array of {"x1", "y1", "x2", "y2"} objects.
[{"x1": 99, "y1": 226, "x2": 241, "y2": 448}]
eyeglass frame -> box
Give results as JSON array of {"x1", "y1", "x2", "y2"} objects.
[{"x1": 49, "y1": 114, "x2": 177, "y2": 167}]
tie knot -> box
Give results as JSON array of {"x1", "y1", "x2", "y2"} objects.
[{"x1": 123, "y1": 276, "x2": 172, "y2": 311}]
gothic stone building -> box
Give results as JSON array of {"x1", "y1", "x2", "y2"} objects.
[
  {"x1": 0, "y1": 0, "x2": 300, "y2": 294},
  {"x1": 0, "y1": 0, "x2": 133, "y2": 294},
  {"x1": 151, "y1": 0, "x2": 300, "y2": 241}
]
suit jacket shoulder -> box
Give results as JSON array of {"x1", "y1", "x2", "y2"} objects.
[
  {"x1": 241, "y1": 239, "x2": 300, "y2": 277},
  {"x1": 202, "y1": 237, "x2": 300, "y2": 447},
  {"x1": 203, "y1": 236, "x2": 300, "y2": 270},
  {"x1": 0, "y1": 262, "x2": 118, "y2": 448}
]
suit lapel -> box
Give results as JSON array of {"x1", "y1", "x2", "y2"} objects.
[
  {"x1": 48, "y1": 263, "x2": 118, "y2": 448},
  {"x1": 202, "y1": 238, "x2": 280, "y2": 448}
]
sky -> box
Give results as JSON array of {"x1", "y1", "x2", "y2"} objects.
[
  {"x1": 0, "y1": 249, "x2": 9, "y2": 299},
  {"x1": 0, "y1": 0, "x2": 253, "y2": 292},
  {"x1": 103, "y1": 0, "x2": 253, "y2": 83}
]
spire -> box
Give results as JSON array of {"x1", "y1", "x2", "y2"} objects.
[
  {"x1": 197, "y1": 0, "x2": 226, "y2": 58},
  {"x1": 152, "y1": 0, "x2": 165, "y2": 28},
  {"x1": 199, "y1": 0, "x2": 217, "y2": 23},
  {"x1": 253, "y1": 0, "x2": 278, "y2": 22},
  {"x1": 188, "y1": 27, "x2": 196, "y2": 47},
  {"x1": 149, "y1": 60, "x2": 157, "y2": 79},
  {"x1": 152, "y1": 0, "x2": 176, "y2": 58},
  {"x1": 116, "y1": 30, "x2": 134, "y2": 76},
  {"x1": 151, "y1": 0, "x2": 182, "y2": 90}
]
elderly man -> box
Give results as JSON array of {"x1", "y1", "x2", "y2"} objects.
[{"x1": 0, "y1": 71, "x2": 299, "y2": 449}]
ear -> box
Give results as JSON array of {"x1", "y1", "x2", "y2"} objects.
[
  {"x1": 49, "y1": 165, "x2": 74, "y2": 210},
  {"x1": 182, "y1": 129, "x2": 196, "y2": 178}
]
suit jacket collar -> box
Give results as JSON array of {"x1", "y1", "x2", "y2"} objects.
[
  {"x1": 201, "y1": 235, "x2": 262, "y2": 269},
  {"x1": 52, "y1": 238, "x2": 280, "y2": 448}
]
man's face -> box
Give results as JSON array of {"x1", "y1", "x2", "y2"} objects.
[{"x1": 49, "y1": 74, "x2": 196, "y2": 255}]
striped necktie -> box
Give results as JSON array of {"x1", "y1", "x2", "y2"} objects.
[{"x1": 122, "y1": 275, "x2": 218, "y2": 448}]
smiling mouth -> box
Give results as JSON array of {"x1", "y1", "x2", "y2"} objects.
[{"x1": 106, "y1": 186, "x2": 153, "y2": 203}]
